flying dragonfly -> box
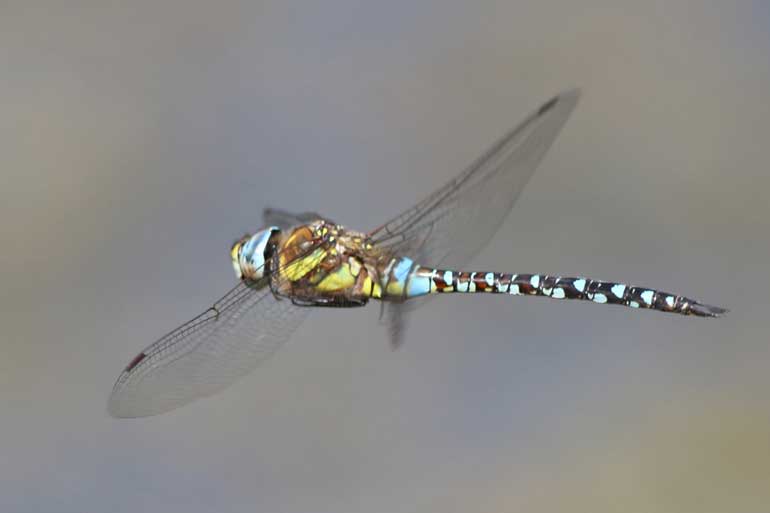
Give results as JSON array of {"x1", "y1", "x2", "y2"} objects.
[{"x1": 108, "y1": 89, "x2": 726, "y2": 418}]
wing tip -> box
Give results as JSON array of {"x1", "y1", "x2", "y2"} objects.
[
  {"x1": 539, "y1": 88, "x2": 581, "y2": 116},
  {"x1": 532, "y1": 88, "x2": 581, "y2": 131},
  {"x1": 107, "y1": 382, "x2": 140, "y2": 418}
]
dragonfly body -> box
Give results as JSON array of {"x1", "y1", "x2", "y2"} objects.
[
  {"x1": 109, "y1": 89, "x2": 726, "y2": 418},
  {"x1": 236, "y1": 220, "x2": 726, "y2": 317}
]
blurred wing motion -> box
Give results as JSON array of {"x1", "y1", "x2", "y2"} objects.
[
  {"x1": 108, "y1": 259, "x2": 315, "y2": 418},
  {"x1": 369, "y1": 89, "x2": 580, "y2": 346}
]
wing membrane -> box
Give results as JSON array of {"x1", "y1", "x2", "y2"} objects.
[
  {"x1": 370, "y1": 90, "x2": 580, "y2": 345},
  {"x1": 108, "y1": 240, "x2": 327, "y2": 418},
  {"x1": 370, "y1": 89, "x2": 579, "y2": 267},
  {"x1": 262, "y1": 207, "x2": 326, "y2": 231}
]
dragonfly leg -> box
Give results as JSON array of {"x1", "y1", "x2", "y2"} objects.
[{"x1": 268, "y1": 276, "x2": 287, "y2": 301}]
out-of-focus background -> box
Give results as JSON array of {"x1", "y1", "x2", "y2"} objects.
[{"x1": 2, "y1": 1, "x2": 769, "y2": 512}]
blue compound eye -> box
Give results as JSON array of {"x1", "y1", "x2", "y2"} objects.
[
  {"x1": 262, "y1": 227, "x2": 281, "y2": 263},
  {"x1": 237, "y1": 227, "x2": 280, "y2": 280}
]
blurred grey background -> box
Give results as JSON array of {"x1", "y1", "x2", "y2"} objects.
[{"x1": 2, "y1": 1, "x2": 769, "y2": 512}]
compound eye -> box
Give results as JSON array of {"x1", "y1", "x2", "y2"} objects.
[{"x1": 262, "y1": 227, "x2": 281, "y2": 262}]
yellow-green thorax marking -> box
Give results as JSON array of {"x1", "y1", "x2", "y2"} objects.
[{"x1": 271, "y1": 220, "x2": 384, "y2": 302}]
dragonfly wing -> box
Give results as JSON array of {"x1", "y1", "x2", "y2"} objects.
[
  {"x1": 380, "y1": 297, "x2": 430, "y2": 350},
  {"x1": 108, "y1": 282, "x2": 309, "y2": 418},
  {"x1": 262, "y1": 207, "x2": 327, "y2": 230},
  {"x1": 370, "y1": 89, "x2": 579, "y2": 267},
  {"x1": 371, "y1": 90, "x2": 580, "y2": 345}
]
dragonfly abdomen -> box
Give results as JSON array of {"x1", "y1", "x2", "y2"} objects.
[{"x1": 396, "y1": 264, "x2": 726, "y2": 318}]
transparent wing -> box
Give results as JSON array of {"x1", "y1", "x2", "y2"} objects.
[
  {"x1": 262, "y1": 207, "x2": 326, "y2": 231},
  {"x1": 107, "y1": 240, "x2": 328, "y2": 418},
  {"x1": 370, "y1": 90, "x2": 580, "y2": 345},
  {"x1": 108, "y1": 284, "x2": 308, "y2": 417},
  {"x1": 370, "y1": 89, "x2": 580, "y2": 267}
]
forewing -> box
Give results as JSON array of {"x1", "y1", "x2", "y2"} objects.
[
  {"x1": 107, "y1": 236, "x2": 333, "y2": 418},
  {"x1": 371, "y1": 90, "x2": 580, "y2": 345},
  {"x1": 108, "y1": 283, "x2": 309, "y2": 417},
  {"x1": 370, "y1": 89, "x2": 579, "y2": 267}
]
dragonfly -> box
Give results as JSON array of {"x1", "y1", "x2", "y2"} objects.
[{"x1": 108, "y1": 89, "x2": 726, "y2": 417}]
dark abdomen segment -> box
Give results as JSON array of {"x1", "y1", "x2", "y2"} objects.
[{"x1": 404, "y1": 267, "x2": 727, "y2": 318}]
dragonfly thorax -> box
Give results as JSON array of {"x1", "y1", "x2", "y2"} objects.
[{"x1": 231, "y1": 226, "x2": 280, "y2": 281}]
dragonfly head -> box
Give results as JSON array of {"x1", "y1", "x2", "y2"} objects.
[{"x1": 230, "y1": 226, "x2": 281, "y2": 281}]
